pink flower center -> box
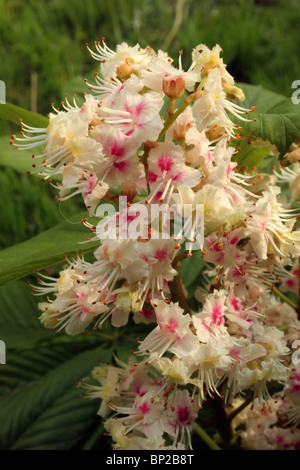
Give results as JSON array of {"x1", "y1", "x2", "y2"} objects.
[
  {"x1": 226, "y1": 163, "x2": 231, "y2": 179},
  {"x1": 113, "y1": 160, "x2": 128, "y2": 172},
  {"x1": 138, "y1": 401, "x2": 151, "y2": 416},
  {"x1": 230, "y1": 297, "x2": 241, "y2": 311},
  {"x1": 157, "y1": 154, "x2": 174, "y2": 173},
  {"x1": 276, "y1": 435, "x2": 284, "y2": 445},
  {"x1": 167, "y1": 317, "x2": 179, "y2": 334},
  {"x1": 177, "y1": 405, "x2": 190, "y2": 424},
  {"x1": 285, "y1": 279, "x2": 295, "y2": 288},
  {"x1": 211, "y1": 304, "x2": 223, "y2": 325},
  {"x1": 110, "y1": 139, "x2": 125, "y2": 158},
  {"x1": 230, "y1": 347, "x2": 243, "y2": 361},
  {"x1": 154, "y1": 249, "x2": 167, "y2": 262},
  {"x1": 134, "y1": 101, "x2": 145, "y2": 117}
]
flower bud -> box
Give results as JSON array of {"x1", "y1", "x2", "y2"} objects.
[
  {"x1": 38, "y1": 306, "x2": 58, "y2": 329},
  {"x1": 116, "y1": 291, "x2": 131, "y2": 313},
  {"x1": 91, "y1": 365, "x2": 107, "y2": 380},
  {"x1": 205, "y1": 124, "x2": 226, "y2": 141},
  {"x1": 162, "y1": 77, "x2": 186, "y2": 99},
  {"x1": 116, "y1": 59, "x2": 135, "y2": 80},
  {"x1": 200, "y1": 61, "x2": 215, "y2": 78},
  {"x1": 222, "y1": 83, "x2": 245, "y2": 102},
  {"x1": 246, "y1": 359, "x2": 262, "y2": 371},
  {"x1": 287, "y1": 147, "x2": 300, "y2": 164},
  {"x1": 173, "y1": 122, "x2": 191, "y2": 142},
  {"x1": 290, "y1": 174, "x2": 300, "y2": 201},
  {"x1": 131, "y1": 289, "x2": 142, "y2": 314}
]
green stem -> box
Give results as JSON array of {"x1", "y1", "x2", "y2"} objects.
[
  {"x1": 206, "y1": 393, "x2": 235, "y2": 448},
  {"x1": 268, "y1": 284, "x2": 297, "y2": 310},
  {"x1": 140, "y1": 143, "x2": 152, "y2": 194},
  {"x1": 228, "y1": 392, "x2": 254, "y2": 422},
  {"x1": 158, "y1": 97, "x2": 191, "y2": 141},
  {"x1": 194, "y1": 424, "x2": 222, "y2": 450},
  {"x1": 158, "y1": 78, "x2": 206, "y2": 142},
  {"x1": 277, "y1": 323, "x2": 291, "y2": 331},
  {"x1": 168, "y1": 273, "x2": 190, "y2": 314},
  {"x1": 173, "y1": 250, "x2": 192, "y2": 265}
]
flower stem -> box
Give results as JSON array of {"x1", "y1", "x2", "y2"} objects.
[
  {"x1": 173, "y1": 250, "x2": 192, "y2": 265},
  {"x1": 206, "y1": 393, "x2": 235, "y2": 448},
  {"x1": 158, "y1": 78, "x2": 206, "y2": 142},
  {"x1": 140, "y1": 142, "x2": 153, "y2": 194},
  {"x1": 194, "y1": 423, "x2": 222, "y2": 450},
  {"x1": 168, "y1": 273, "x2": 190, "y2": 314},
  {"x1": 228, "y1": 392, "x2": 254, "y2": 421},
  {"x1": 268, "y1": 284, "x2": 297, "y2": 310}
]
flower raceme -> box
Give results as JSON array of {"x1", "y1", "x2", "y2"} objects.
[{"x1": 15, "y1": 39, "x2": 300, "y2": 450}]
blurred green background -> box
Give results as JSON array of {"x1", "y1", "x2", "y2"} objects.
[{"x1": 1, "y1": 0, "x2": 300, "y2": 249}]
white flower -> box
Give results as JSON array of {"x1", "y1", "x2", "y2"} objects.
[
  {"x1": 87, "y1": 40, "x2": 155, "y2": 80},
  {"x1": 147, "y1": 142, "x2": 201, "y2": 206},
  {"x1": 14, "y1": 106, "x2": 105, "y2": 178},
  {"x1": 138, "y1": 300, "x2": 198, "y2": 358},
  {"x1": 192, "y1": 68, "x2": 250, "y2": 137},
  {"x1": 274, "y1": 163, "x2": 300, "y2": 201},
  {"x1": 194, "y1": 184, "x2": 243, "y2": 235},
  {"x1": 161, "y1": 389, "x2": 198, "y2": 449},
  {"x1": 38, "y1": 282, "x2": 109, "y2": 336},
  {"x1": 244, "y1": 186, "x2": 300, "y2": 260},
  {"x1": 142, "y1": 50, "x2": 197, "y2": 96},
  {"x1": 188, "y1": 335, "x2": 233, "y2": 400},
  {"x1": 99, "y1": 87, "x2": 164, "y2": 146},
  {"x1": 191, "y1": 44, "x2": 235, "y2": 85}
]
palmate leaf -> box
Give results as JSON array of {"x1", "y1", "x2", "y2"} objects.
[
  {"x1": 0, "y1": 212, "x2": 99, "y2": 285},
  {"x1": 235, "y1": 83, "x2": 300, "y2": 159},
  {"x1": 0, "y1": 280, "x2": 141, "y2": 450},
  {"x1": 0, "y1": 280, "x2": 114, "y2": 450},
  {"x1": 0, "y1": 345, "x2": 109, "y2": 450}
]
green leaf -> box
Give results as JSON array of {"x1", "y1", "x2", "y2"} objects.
[
  {"x1": 0, "y1": 280, "x2": 52, "y2": 349},
  {"x1": 0, "y1": 103, "x2": 48, "y2": 128},
  {"x1": 241, "y1": 112, "x2": 300, "y2": 159},
  {"x1": 0, "y1": 346, "x2": 110, "y2": 450},
  {"x1": 0, "y1": 342, "x2": 110, "y2": 450},
  {"x1": 0, "y1": 280, "x2": 111, "y2": 450},
  {"x1": 0, "y1": 212, "x2": 99, "y2": 285},
  {"x1": 236, "y1": 137, "x2": 272, "y2": 169},
  {"x1": 178, "y1": 250, "x2": 205, "y2": 288},
  {"x1": 0, "y1": 135, "x2": 45, "y2": 174},
  {"x1": 236, "y1": 83, "x2": 288, "y2": 113},
  {"x1": 236, "y1": 83, "x2": 300, "y2": 158}
]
